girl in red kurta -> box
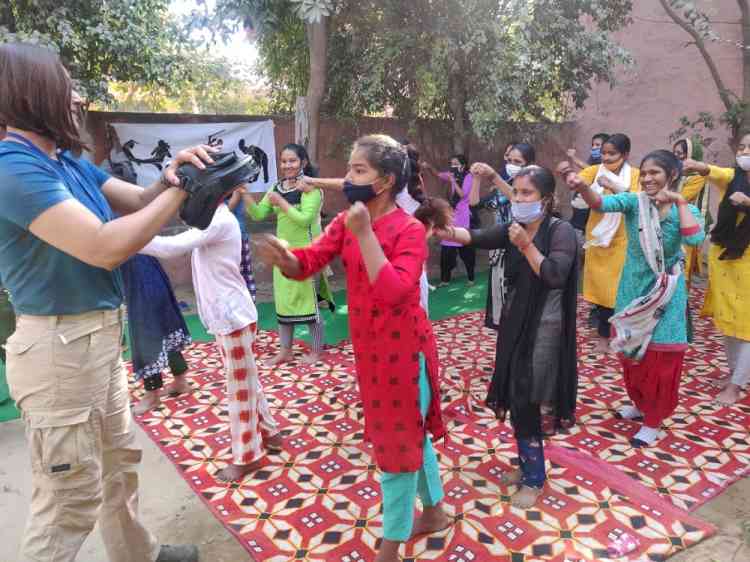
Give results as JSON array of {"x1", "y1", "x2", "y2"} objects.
[{"x1": 257, "y1": 135, "x2": 450, "y2": 562}]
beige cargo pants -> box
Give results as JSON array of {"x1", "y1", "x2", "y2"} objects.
[{"x1": 5, "y1": 308, "x2": 159, "y2": 562}]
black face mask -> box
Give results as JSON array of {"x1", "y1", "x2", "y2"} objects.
[
  {"x1": 450, "y1": 165, "x2": 462, "y2": 177},
  {"x1": 343, "y1": 180, "x2": 379, "y2": 204}
]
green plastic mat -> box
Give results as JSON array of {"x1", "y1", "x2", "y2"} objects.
[{"x1": 180, "y1": 272, "x2": 488, "y2": 345}]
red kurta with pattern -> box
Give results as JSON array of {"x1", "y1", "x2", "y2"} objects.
[{"x1": 290, "y1": 208, "x2": 445, "y2": 472}]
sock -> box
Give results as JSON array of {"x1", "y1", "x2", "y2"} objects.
[
  {"x1": 632, "y1": 426, "x2": 660, "y2": 446},
  {"x1": 617, "y1": 405, "x2": 643, "y2": 419}
]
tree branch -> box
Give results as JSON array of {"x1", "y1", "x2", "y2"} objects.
[
  {"x1": 737, "y1": 0, "x2": 749, "y2": 20},
  {"x1": 658, "y1": 0, "x2": 735, "y2": 113}
]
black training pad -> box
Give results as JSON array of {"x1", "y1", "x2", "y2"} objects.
[{"x1": 177, "y1": 151, "x2": 261, "y2": 230}]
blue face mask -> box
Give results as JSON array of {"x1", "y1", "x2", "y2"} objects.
[
  {"x1": 590, "y1": 147, "x2": 602, "y2": 160},
  {"x1": 343, "y1": 180, "x2": 378, "y2": 204},
  {"x1": 511, "y1": 200, "x2": 544, "y2": 224}
]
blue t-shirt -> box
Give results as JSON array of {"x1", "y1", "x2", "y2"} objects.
[{"x1": 0, "y1": 136, "x2": 124, "y2": 315}]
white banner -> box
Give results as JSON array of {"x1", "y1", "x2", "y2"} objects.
[{"x1": 109, "y1": 120, "x2": 277, "y2": 193}]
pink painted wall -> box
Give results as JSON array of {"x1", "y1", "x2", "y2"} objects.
[{"x1": 572, "y1": 0, "x2": 742, "y2": 166}]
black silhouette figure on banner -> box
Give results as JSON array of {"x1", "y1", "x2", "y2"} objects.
[
  {"x1": 238, "y1": 139, "x2": 269, "y2": 183},
  {"x1": 122, "y1": 139, "x2": 172, "y2": 171},
  {"x1": 207, "y1": 129, "x2": 226, "y2": 148},
  {"x1": 106, "y1": 158, "x2": 138, "y2": 184}
]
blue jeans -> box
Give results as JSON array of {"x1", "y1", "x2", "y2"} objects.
[{"x1": 517, "y1": 437, "x2": 546, "y2": 488}]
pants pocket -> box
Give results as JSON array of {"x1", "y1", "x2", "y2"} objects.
[
  {"x1": 53, "y1": 320, "x2": 102, "y2": 371},
  {"x1": 26, "y1": 407, "x2": 99, "y2": 490}
]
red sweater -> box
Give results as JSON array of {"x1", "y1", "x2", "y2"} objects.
[{"x1": 291, "y1": 208, "x2": 445, "y2": 472}]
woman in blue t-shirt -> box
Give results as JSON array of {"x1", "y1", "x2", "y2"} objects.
[{"x1": 0, "y1": 43, "x2": 214, "y2": 562}]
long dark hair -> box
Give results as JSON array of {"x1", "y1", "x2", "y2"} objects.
[
  {"x1": 0, "y1": 43, "x2": 87, "y2": 155},
  {"x1": 511, "y1": 143, "x2": 536, "y2": 165},
  {"x1": 405, "y1": 145, "x2": 425, "y2": 203},
  {"x1": 281, "y1": 143, "x2": 318, "y2": 177},
  {"x1": 603, "y1": 133, "x2": 631, "y2": 156},
  {"x1": 640, "y1": 149, "x2": 682, "y2": 191}
]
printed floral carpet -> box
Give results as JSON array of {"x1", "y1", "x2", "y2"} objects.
[{"x1": 126, "y1": 292, "x2": 746, "y2": 561}]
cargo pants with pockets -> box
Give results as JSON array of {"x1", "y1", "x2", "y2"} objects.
[{"x1": 6, "y1": 308, "x2": 159, "y2": 562}]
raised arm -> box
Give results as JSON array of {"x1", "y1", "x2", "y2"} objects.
[
  {"x1": 345, "y1": 204, "x2": 427, "y2": 304},
  {"x1": 469, "y1": 173, "x2": 482, "y2": 207},
  {"x1": 566, "y1": 148, "x2": 589, "y2": 171},
  {"x1": 277, "y1": 189, "x2": 323, "y2": 228},
  {"x1": 435, "y1": 222, "x2": 508, "y2": 250},
  {"x1": 245, "y1": 189, "x2": 275, "y2": 221},
  {"x1": 284, "y1": 211, "x2": 347, "y2": 278},
  {"x1": 560, "y1": 166, "x2": 603, "y2": 210},
  {"x1": 470, "y1": 162, "x2": 512, "y2": 199},
  {"x1": 101, "y1": 144, "x2": 216, "y2": 215},
  {"x1": 140, "y1": 218, "x2": 225, "y2": 260}
]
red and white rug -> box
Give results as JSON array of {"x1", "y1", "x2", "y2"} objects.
[{"x1": 128, "y1": 297, "x2": 739, "y2": 561}]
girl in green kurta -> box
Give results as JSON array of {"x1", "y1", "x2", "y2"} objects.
[{"x1": 246, "y1": 143, "x2": 333, "y2": 365}]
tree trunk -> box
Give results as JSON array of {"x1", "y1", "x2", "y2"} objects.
[
  {"x1": 305, "y1": 17, "x2": 328, "y2": 164},
  {"x1": 295, "y1": 96, "x2": 310, "y2": 147},
  {"x1": 447, "y1": 74, "x2": 469, "y2": 155},
  {"x1": 0, "y1": 4, "x2": 16, "y2": 33}
]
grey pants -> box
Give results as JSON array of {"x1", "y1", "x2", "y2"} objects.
[
  {"x1": 726, "y1": 336, "x2": 750, "y2": 386},
  {"x1": 279, "y1": 320, "x2": 325, "y2": 354}
]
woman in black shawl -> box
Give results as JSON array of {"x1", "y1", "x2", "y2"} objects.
[{"x1": 437, "y1": 165, "x2": 578, "y2": 508}]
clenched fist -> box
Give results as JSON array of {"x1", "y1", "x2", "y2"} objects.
[{"x1": 345, "y1": 201, "x2": 373, "y2": 237}]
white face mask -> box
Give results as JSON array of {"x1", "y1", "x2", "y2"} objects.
[
  {"x1": 511, "y1": 200, "x2": 544, "y2": 224},
  {"x1": 506, "y1": 163, "x2": 523, "y2": 179},
  {"x1": 737, "y1": 154, "x2": 750, "y2": 172}
]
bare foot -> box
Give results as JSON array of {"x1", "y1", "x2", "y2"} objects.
[
  {"x1": 511, "y1": 485, "x2": 543, "y2": 509},
  {"x1": 134, "y1": 391, "x2": 161, "y2": 415},
  {"x1": 216, "y1": 460, "x2": 264, "y2": 482},
  {"x1": 498, "y1": 468, "x2": 523, "y2": 486},
  {"x1": 592, "y1": 338, "x2": 611, "y2": 355},
  {"x1": 716, "y1": 383, "x2": 742, "y2": 406},
  {"x1": 265, "y1": 349, "x2": 293, "y2": 367},
  {"x1": 374, "y1": 539, "x2": 400, "y2": 562},
  {"x1": 410, "y1": 505, "x2": 453, "y2": 539},
  {"x1": 165, "y1": 375, "x2": 191, "y2": 397},
  {"x1": 301, "y1": 351, "x2": 322, "y2": 365},
  {"x1": 264, "y1": 433, "x2": 284, "y2": 452}
]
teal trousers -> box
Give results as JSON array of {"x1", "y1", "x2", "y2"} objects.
[{"x1": 380, "y1": 355, "x2": 444, "y2": 541}]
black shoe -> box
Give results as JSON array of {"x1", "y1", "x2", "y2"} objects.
[
  {"x1": 156, "y1": 544, "x2": 199, "y2": 562},
  {"x1": 178, "y1": 151, "x2": 260, "y2": 230}
]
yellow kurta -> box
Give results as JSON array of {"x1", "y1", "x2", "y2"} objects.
[
  {"x1": 580, "y1": 164, "x2": 641, "y2": 309},
  {"x1": 701, "y1": 166, "x2": 750, "y2": 341},
  {"x1": 680, "y1": 174, "x2": 708, "y2": 283}
]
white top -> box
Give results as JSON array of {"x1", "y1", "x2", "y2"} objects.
[
  {"x1": 140, "y1": 204, "x2": 257, "y2": 336},
  {"x1": 396, "y1": 189, "x2": 421, "y2": 216}
]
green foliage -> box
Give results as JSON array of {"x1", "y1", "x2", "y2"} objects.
[
  {"x1": 103, "y1": 58, "x2": 271, "y2": 115},
  {"x1": 663, "y1": 1, "x2": 748, "y2": 140},
  {"x1": 669, "y1": 112, "x2": 718, "y2": 161},
  {"x1": 209, "y1": 0, "x2": 633, "y2": 142},
  {"x1": 0, "y1": 0, "x2": 203, "y2": 102}
]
